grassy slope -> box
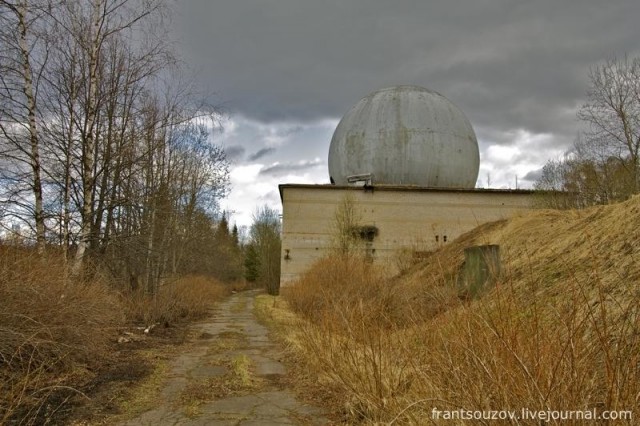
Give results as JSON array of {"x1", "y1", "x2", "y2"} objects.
[
  {"x1": 415, "y1": 194, "x2": 638, "y2": 288},
  {"x1": 277, "y1": 196, "x2": 640, "y2": 424}
]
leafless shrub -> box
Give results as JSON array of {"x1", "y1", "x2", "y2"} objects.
[
  {"x1": 0, "y1": 246, "x2": 123, "y2": 424},
  {"x1": 122, "y1": 275, "x2": 229, "y2": 326},
  {"x1": 280, "y1": 198, "x2": 640, "y2": 424}
]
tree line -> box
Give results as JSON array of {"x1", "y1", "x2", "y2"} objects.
[
  {"x1": 535, "y1": 56, "x2": 640, "y2": 208},
  {"x1": 0, "y1": 0, "x2": 246, "y2": 291}
]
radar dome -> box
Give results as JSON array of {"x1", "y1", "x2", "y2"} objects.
[{"x1": 328, "y1": 86, "x2": 479, "y2": 188}]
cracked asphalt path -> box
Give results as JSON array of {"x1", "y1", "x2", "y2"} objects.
[{"x1": 120, "y1": 290, "x2": 328, "y2": 426}]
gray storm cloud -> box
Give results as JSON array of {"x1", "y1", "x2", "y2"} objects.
[
  {"x1": 175, "y1": 0, "x2": 640, "y2": 152},
  {"x1": 259, "y1": 160, "x2": 324, "y2": 177},
  {"x1": 224, "y1": 145, "x2": 246, "y2": 162},
  {"x1": 247, "y1": 148, "x2": 277, "y2": 162},
  {"x1": 181, "y1": 1, "x2": 640, "y2": 224}
]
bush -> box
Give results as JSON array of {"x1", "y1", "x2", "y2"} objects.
[
  {"x1": 0, "y1": 246, "x2": 124, "y2": 424},
  {"x1": 123, "y1": 275, "x2": 229, "y2": 325},
  {"x1": 0, "y1": 244, "x2": 234, "y2": 424},
  {"x1": 284, "y1": 255, "x2": 408, "y2": 331},
  {"x1": 282, "y1": 249, "x2": 640, "y2": 423}
]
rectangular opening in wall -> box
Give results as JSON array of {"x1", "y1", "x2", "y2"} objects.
[{"x1": 351, "y1": 225, "x2": 379, "y2": 242}]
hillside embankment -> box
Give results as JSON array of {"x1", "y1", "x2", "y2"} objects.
[{"x1": 271, "y1": 195, "x2": 640, "y2": 424}]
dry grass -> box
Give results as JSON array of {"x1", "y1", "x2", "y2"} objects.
[
  {"x1": 179, "y1": 354, "x2": 262, "y2": 418},
  {"x1": 206, "y1": 330, "x2": 248, "y2": 354},
  {"x1": 280, "y1": 196, "x2": 640, "y2": 424},
  {"x1": 254, "y1": 294, "x2": 347, "y2": 420},
  {"x1": 0, "y1": 246, "x2": 124, "y2": 425},
  {"x1": 0, "y1": 246, "x2": 232, "y2": 424},
  {"x1": 110, "y1": 349, "x2": 172, "y2": 420},
  {"x1": 123, "y1": 275, "x2": 230, "y2": 326},
  {"x1": 285, "y1": 256, "x2": 394, "y2": 327}
]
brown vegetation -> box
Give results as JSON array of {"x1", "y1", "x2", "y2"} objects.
[
  {"x1": 279, "y1": 196, "x2": 640, "y2": 424},
  {"x1": 0, "y1": 1, "x2": 257, "y2": 423},
  {"x1": 0, "y1": 247, "x2": 122, "y2": 424},
  {"x1": 123, "y1": 275, "x2": 230, "y2": 326},
  {"x1": 0, "y1": 245, "x2": 233, "y2": 425}
]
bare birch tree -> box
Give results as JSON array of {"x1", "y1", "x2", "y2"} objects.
[
  {"x1": 537, "y1": 56, "x2": 640, "y2": 209},
  {"x1": 0, "y1": 0, "x2": 49, "y2": 251},
  {"x1": 1, "y1": 0, "x2": 236, "y2": 289},
  {"x1": 249, "y1": 206, "x2": 281, "y2": 295},
  {"x1": 55, "y1": 0, "x2": 166, "y2": 274},
  {"x1": 578, "y1": 56, "x2": 640, "y2": 196}
]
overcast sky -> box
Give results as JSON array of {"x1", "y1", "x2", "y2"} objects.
[{"x1": 171, "y1": 0, "x2": 640, "y2": 228}]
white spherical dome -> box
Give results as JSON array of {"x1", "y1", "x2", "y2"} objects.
[{"x1": 328, "y1": 86, "x2": 479, "y2": 188}]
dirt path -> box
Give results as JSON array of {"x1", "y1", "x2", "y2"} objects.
[{"x1": 120, "y1": 290, "x2": 328, "y2": 426}]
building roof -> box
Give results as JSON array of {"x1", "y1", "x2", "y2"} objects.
[{"x1": 278, "y1": 183, "x2": 536, "y2": 201}]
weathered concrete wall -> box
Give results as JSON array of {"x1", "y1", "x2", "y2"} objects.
[{"x1": 279, "y1": 184, "x2": 534, "y2": 284}]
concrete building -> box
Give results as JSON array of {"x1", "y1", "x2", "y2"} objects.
[
  {"x1": 279, "y1": 184, "x2": 533, "y2": 284},
  {"x1": 279, "y1": 86, "x2": 535, "y2": 284}
]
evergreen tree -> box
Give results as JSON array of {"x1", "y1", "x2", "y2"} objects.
[
  {"x1": 215, "y1": 214, "x2": 231, "y2": 243},
  {"x1": 210, "y1": 213, "x2": 243, "y2": 282},
  {"x1": 232, "y1": 224, "x2": 239, "y2": 246},
  {"x1": 244, "y1": 243, "x2": 260, "y2": 283}
]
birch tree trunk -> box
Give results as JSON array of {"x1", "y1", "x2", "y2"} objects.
[
  {"x1": 73, "y1": 0, "x2": 104, "y2": 275},
  {"x1": 0, "y1": 0, "x2": 47, "y2": 251}
]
